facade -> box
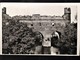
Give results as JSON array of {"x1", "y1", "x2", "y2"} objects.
[{"x1": 2, "y1": 7, "x2": 71, "y2": 39}]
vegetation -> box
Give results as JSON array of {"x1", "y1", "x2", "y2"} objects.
[
  {"x1": 51, "y1": 23, "x2": 77, "y2": 54},
  {"x1": 2, "y1": 19, "x2": 43, "y2": 54},
  {"x1": 59, "y1": 23, "x2": 77, "y2": 54}
]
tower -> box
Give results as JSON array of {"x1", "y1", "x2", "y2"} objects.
[
  {"x1": 64, "y1": 7, "x2": 71, "y2": 21},
  {"x1": 2, "y1": 7, "x2": 6, "y2": 14}
]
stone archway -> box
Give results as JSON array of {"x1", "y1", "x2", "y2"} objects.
[
  {"x1": 34, "y1": 30, "x2": 61, "y2": 54},
  {"x1": 41, "y1": 31, "x2": 61, "y2": 54}
]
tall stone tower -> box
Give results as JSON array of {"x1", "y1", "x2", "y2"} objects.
[
  {"x1": 64, "y1": 7, "x2": 71, "y2": 21},
  {"x1": 2, "y1": 7, "x2": 6, "y2": 14}
]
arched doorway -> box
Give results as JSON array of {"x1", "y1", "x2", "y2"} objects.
[{"x1": 51, "y1": 31, "x2": 61, "y2": 54}]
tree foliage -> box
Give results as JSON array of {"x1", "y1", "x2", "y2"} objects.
[
  {"x1": 2, "y1": 19, "x2": 43, "y2": 54},
  {"x1": 59, "y1": 23, "x2": 77, "y2": 54},
  {"x1": 50, "y1": 23, "x2": 77, "y2": 54}
]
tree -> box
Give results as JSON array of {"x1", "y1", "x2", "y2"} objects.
[
  {"x1": 59, "y1": 23, "x2": 77, "y2": 54},
  {"x1": 2, "y1": 19, "x2": 44, "y2": 54}
]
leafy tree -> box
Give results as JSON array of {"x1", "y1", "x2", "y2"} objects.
[
  {"x1": 59, "y1": 23, "x2": 77, "y2": 54},
  {"x1": 2, "y1": 19, "x2": 43, "y2": 54}
]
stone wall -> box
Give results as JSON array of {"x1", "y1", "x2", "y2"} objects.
[{"x1": 19, "y1": 19, "x2": 69, "y2": 37}]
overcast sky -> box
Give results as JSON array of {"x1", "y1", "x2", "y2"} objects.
[{"x1": 1, "y1": 3, "x2": 77, "y2": 22}]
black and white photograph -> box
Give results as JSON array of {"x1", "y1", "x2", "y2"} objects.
[{"x1": 1, "y1": 3, "x2": 77, "y2": 55}]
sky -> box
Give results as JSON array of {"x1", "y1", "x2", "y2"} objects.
[{"x1": 1, "y1": 3, "x2": 77, "y2": 22}]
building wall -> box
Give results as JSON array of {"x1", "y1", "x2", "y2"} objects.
[
  {"x1": 2, "y1": 7, "x2": 71, "y2": 37},
  {"x1": 20, "y1": 19, "x2": 69, "y2": 37}
]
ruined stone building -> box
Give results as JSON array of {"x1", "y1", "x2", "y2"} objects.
[{"x1": 2, "y1": 7, "x2": 71, "y2": 37}]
